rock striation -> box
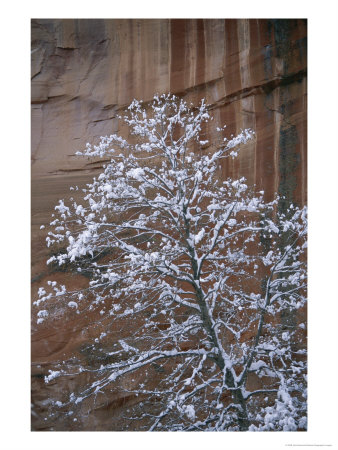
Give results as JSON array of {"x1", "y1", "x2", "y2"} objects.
[{"x1": 31, "y1": 19, "x2": 307, "y2": 430}]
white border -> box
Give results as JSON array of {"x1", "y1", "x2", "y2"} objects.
[{"x1": 2, "y1": 1, "x2": 338, "y2": 449}]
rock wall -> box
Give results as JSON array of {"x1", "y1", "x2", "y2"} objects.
[{"x1": 31, "y1": 19, "x2": 307, "y2": 430}]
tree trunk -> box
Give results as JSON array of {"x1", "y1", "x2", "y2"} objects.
[{"x1": 194, "y1": 284, "x2": 250, "y2": 430}]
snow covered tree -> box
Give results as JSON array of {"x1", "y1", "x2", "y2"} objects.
[{"x1": 34, "y1": 94, "x2": 307, "y2": 431}]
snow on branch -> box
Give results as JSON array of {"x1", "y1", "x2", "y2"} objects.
[{"x1": 34, "y1": 94, "x2": 307, "y2": 431}]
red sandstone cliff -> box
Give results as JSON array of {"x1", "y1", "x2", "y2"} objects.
[{"x1": 31, "y1": 19, "x2": 307, "y2": 430}]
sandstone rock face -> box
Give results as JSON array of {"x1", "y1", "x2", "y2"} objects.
[{"x1": 31, "y1": 19, "x2": 307, "y2": 430}]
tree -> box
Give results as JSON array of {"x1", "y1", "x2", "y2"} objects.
[{"x1": 34, "y1": 94, "x2": 307, "y2": 431}]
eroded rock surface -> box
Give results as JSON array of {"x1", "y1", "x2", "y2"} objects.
[{"x1": 31, "y1": 19, "x2": 307, "y2": 430}]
